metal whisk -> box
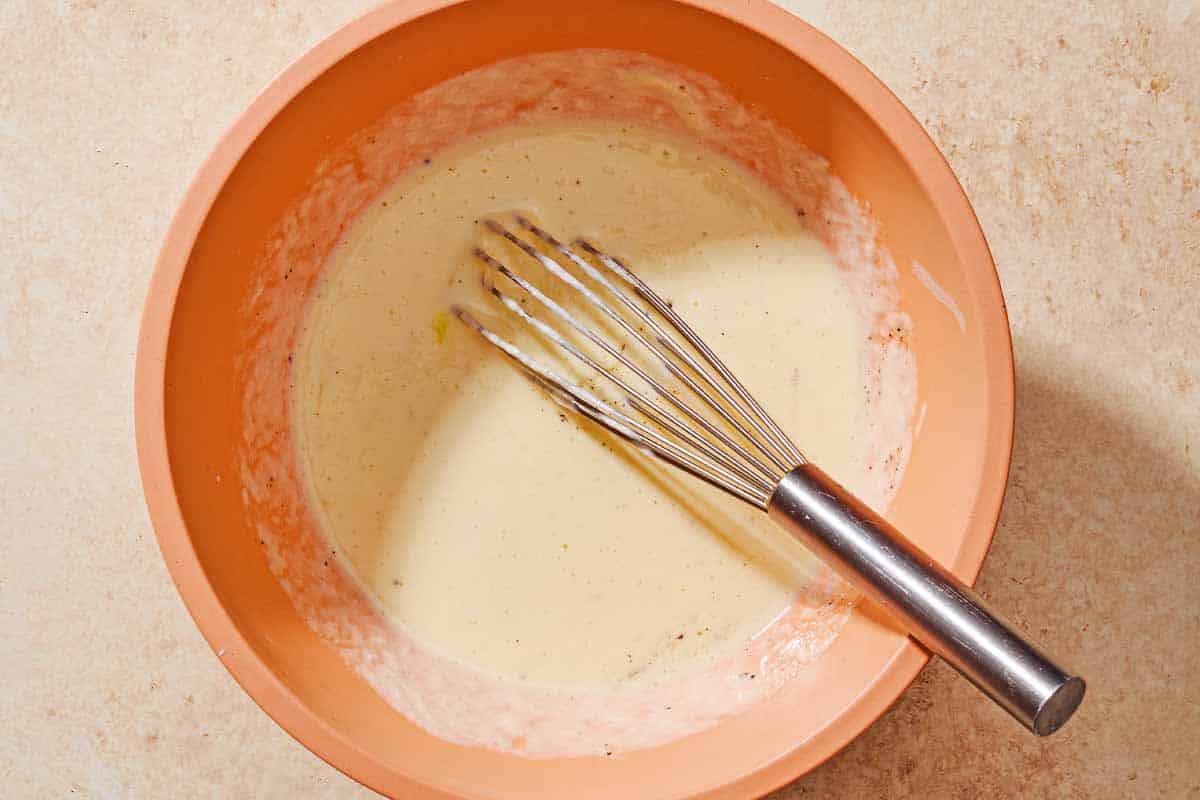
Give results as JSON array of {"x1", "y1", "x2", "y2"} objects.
[{"x1": 452, "y1": 216, "x2": 1084, "y2": 736}]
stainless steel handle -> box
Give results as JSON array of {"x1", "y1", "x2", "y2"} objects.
[{"x1": 768, "y1": 463, "x2": 1084, "y2": 735}]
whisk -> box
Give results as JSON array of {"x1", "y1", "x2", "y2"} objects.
[{"x1": 452, "y1": 216, "x2": 1084, "y2": 736}]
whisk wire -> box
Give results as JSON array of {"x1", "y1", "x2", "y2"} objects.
[
  {"x1": 481, "y1": 284, "x2": 775, "y2": 496},
  {"x1": 574, "y1": 238, "x2": 807, "y2": 467},
  {"x1": 519, "y1": 218, "x2": 802, "y2": 470},
  {"x1": 495, "y1": 218, "x2": 798, "y2": 477},
  {"x1": 473, "y1": 248, "x2": 777, "y2": 493},
  {"x1": 450, "y1": 306, "x2": 771, "y2": 508}
]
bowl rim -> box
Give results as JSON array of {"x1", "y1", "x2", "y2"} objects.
[{"x1": 134, "y1": 1, "x2": 1014, "y2": 796}]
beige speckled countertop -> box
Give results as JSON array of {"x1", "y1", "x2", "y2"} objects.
[{"x1": 3, "y1": 1, "x2": 1198, "y2": 797}]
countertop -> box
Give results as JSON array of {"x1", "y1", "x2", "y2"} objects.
[{"x1": 3, "y1": 1, "x2": 1197, "y2": 797}]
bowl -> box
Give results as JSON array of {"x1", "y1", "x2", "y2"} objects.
[{"x1": 134, "y1": 1, "x2": 1014, "y2": 797}]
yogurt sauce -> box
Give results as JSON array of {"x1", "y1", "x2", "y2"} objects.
[{"x1": 294, "y1": 121, "x2": 868, "y2": 688}]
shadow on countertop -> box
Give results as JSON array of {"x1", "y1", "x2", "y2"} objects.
[{"x1": 773, "y1": 350, "x2": 1200, "y2": 799}]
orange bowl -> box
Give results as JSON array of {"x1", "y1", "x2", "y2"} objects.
[{"x1": 135, "y1": 1, "x2": 1013, "y2": 797}]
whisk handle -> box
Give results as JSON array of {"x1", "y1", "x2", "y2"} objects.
[{"x1": 768, "y1": 463, "x2": 1084, "y2": 736}]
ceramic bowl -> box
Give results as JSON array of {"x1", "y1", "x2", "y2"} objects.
[{"x1": 135, "y1": 1, "x2": 1013, "y2": 796}]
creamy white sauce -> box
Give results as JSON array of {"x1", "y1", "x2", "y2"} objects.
[{"x1": 294, "y1": 122, "x2": 865, "y2": 687}]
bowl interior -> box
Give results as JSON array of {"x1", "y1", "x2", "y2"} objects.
[{"x1": 140, "y1": 0, "x2": 1012, "y2": 797}]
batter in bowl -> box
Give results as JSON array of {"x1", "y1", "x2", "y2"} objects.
[{"x1": 293, "y1": 121, "x2": 870, "y2": 687}]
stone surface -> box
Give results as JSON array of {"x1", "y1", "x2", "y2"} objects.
[{"x1": 2, "y1": 1, "x2": 1196, "y2": 797}]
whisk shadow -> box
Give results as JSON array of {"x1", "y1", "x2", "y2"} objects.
[
  {"x1": 587, "y1": 422, "x2": 831, "y2": 597},
  {"x1": 769, "y1": 350, "x2": 1200, "y2": 798},
  {"x1": 595, "y1": 429, "x2": 909, "y2": 636}
]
